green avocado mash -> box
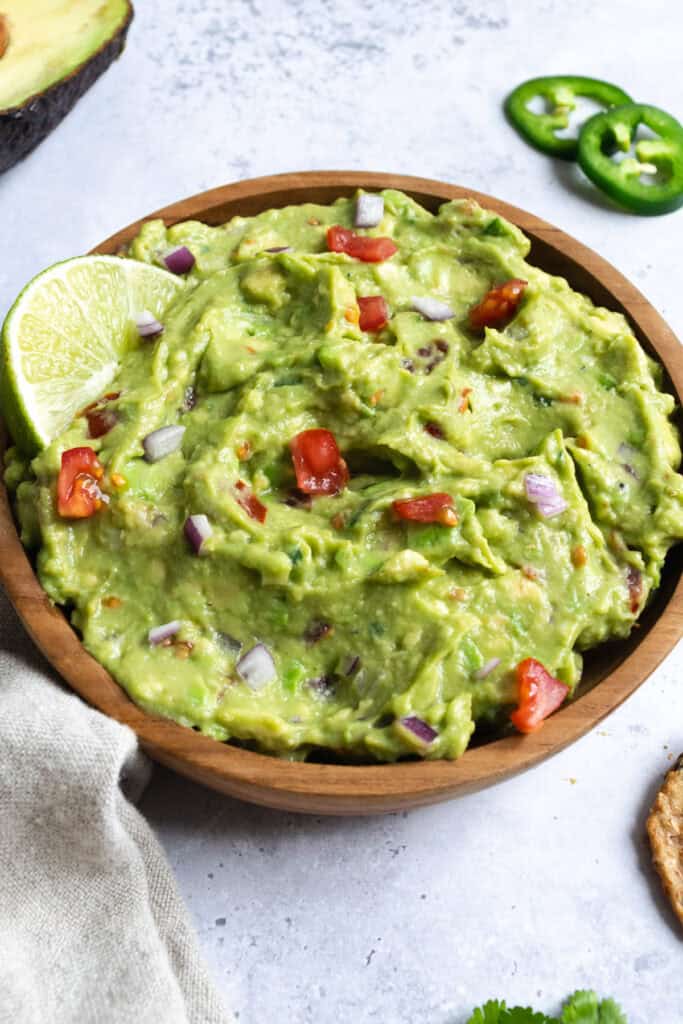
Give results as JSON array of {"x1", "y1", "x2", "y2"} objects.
[{"x1": 6, "y1": 189, "x2": 683, "y2": 761}]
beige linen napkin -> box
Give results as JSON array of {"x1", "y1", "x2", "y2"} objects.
[{"x1": 0, "y1": 587, "x2": 231, "y2": 1024}]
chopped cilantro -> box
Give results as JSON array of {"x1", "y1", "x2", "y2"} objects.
[
  {"x1": 483, "y1": 217, "x2": 507, "y2": 237},
  {"x1": 288, "y1": 546, "x2": 303, "y2": 565},
  {"x1": 598, "y1": 372, "x2": 618, "y2": 390},
  {"x1": 460, "y1": 635, "x2": 484, "y2": 672}
]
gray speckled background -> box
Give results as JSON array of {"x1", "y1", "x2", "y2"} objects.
[{"x1": 2, "y1": 2, "x2": 682, "y2": 1021}]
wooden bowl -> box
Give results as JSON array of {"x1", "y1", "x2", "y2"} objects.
[{"x1": 2, "y1": 171, "x2": 682, "y2": 815}]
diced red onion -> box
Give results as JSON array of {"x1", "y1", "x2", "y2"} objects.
[
  {"x1": 524, "y1": 473, "x2": 568, "y2": 518},
  {"x1": 355, "y1": 194, "x2": 384, "y2": 228},
  {"x1": 474, "y1": 657, "x2": 501, "y2": 680},
  {"x1": 264, "y1": 245, "x2": 292, "y2": 253},
  {"x1": 399, "y1": 715, "x2": 438, "y2": 745},
  {"x1": 184, "y1": 514, "x2": 212, "y2": 554},
  {"x1": 164, "y1": 246, "x2": 195, "y2": 274},
  {"x1": 135, "y1": 310, "x2": 164, "y2": 338},
  {"x1": 236, "y1": 643, "x2": 276, "y2": 689},
  {"x1": 411, "y1": 296, "x2": 455, "y2": 321},
  {"x1": 148, "y1": 620, "x2": 182, "y2": 646},
  {"x1": 143, "y1": 425, "x2": 186, "y2": 462}
]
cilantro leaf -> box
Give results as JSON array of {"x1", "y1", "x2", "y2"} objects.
[
  {"x1": 505, "y1": 1009, "x2": 558, "y2": 1024},
  {"x1": 467, "y1": 1000, "x2": 508, "y2": 1024},
  {"x1": 466, "y1": 1001, "x2": 557, "y2": 1024},
  {"x1": 465, "y1": 992, "x2": 627, "y2": 1024},
  {"x1": 560, "y1": 990, "x2": 628, "y2": 1024}
]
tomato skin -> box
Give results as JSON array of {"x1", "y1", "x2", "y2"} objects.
[
  {"x1": 358, "y1": 295, "x2": 389, "y2": 331},
  {"x1": 290, "y1": 429, "x2": 349, "y2": 496},
  {"x1": 235, "y1": 480, "x2": 267, "y2": 523},
  {"x1": 86, "y1": 407, "x2": 118, "y2": 439},
  {"x1": 81, "y1": 391, "x2": 120, "y2": 439},
  {"x1": 469, "y1": 278, "x2": 527, "y2": 330},
  {"x1": 510, "y1": 657, "x2": 569, "y2": 734},
  {"x1": 327, "y1": 226, "x2": 398, "y2": 263},
  {"x1": 392, "y1": 493, "x2": 457, "y2": 526},
  {"x1": 57, "y1": 447, "x2": 105, "y2": 519}
]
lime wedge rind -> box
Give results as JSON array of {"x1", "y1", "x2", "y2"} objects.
[{"x1": 0, "y1": 255, "x2": 186, "y2": 453}]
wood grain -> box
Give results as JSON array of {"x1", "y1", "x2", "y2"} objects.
[{"x1": 2, "y1": 171, "x2": 682, "y2": 815}]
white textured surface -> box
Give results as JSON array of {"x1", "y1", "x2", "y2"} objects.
[{"x1": 2, "y1": 1, "x2": 682, "y2": 1021}]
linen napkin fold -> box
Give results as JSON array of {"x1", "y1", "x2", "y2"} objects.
[{"x1": 0, "y1": 587, "x2": 231, "y2": 1024}]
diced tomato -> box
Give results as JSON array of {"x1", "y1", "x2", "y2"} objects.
[
  {"x1": 392, "y1": 493, "x2": 457, "y2": 527},
  {"x1": 468, "y1": 278, "x2": 528, "y2": 331},
  {"x1": 510, "y1": 657, "x2": 569, "y2": 734},
  {"x1": 358, "y1": 295, "x2": 389, "y2": 331},
  {"x1": 57, "y1": 447, "x2": 106, "y2": 519},
  {"x1": 289, "y1": 429, "x2": 349, "y2": 496},
  {"x1": 326, "y1": 226, "x2": 398, "y2": 263},
  {"x1": 235, "y1": 480, "x2": 267, "y2": 523}
]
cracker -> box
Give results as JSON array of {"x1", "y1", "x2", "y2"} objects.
[{"x1": 646, "y1": 754, "x2": 683, "y2": 926}]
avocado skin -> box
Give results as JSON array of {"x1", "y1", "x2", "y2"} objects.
[{"x1": 0, "y1": 2, "x2": 134, "y2": 175}]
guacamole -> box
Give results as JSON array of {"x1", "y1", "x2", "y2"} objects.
[{"x1": 6, "y1": 189, "x2": 683, "y2": 761}]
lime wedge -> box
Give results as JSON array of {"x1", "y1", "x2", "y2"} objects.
[{"x1": 0, "y1": 255, "x2": 186, "y2": 453}]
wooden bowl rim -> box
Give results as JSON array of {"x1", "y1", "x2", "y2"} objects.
[{"x1": 2, "y1": 170, "x2": 682, "y2": 814}]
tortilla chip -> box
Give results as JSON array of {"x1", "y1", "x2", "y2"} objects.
[{"x1": 646, "y1": 754, "x2": 683, "y2": 927}]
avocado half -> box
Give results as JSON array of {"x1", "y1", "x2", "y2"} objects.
[{"x1": 0, "y1": 1, "x2": 134, "y2": 174}]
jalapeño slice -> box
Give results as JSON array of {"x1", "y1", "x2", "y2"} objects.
[
  {"x1": 577, "y1": 103, "x2": 683, "y2": 215},
  {"x1": 505, "y1": 75, "x2": 632, "y2": 159}
]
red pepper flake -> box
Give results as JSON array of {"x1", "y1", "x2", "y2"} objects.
[
  {"x1": 308, "y1": 217, "x2": 321, "y2": 226},
  {"x1": 424, "y1": 421, "x2": 445, "y2": 439},
  {"x1": 344, "y1": 305, "x2": 360, "y2": 325},
  {"x1": 448, "y1": 587, "x2": 466, "y2": 601},
  {"x1": 236, "y1": 441, "x2": 252, "y2": 461},
  {"x1": 626, "y1": 566, "x2": 643, "y2": 614},
  {"x1": 458, "y1": 387, "x2": 473, "y2": 413},
  {"x1": 559, "y1": 392, "x2": 583, "y2": 405},
  {"x1": 331, "y1": 512, "x2": 346, "y2": 530},
  {"x1": 235, "y1": 480, "x2": 267, "y2": 523},
  {"x1": 326, "y1": 225, "x2": 398, "y2": 263},
  {"x1": 103, "y1": 596, "x2": 122, "y2": 609},
  {"x1": 358, "y1": 295, "x2": 389, "y2": 332},
  {"x1": 469, "y1": 279, "x2": 527, "y2": 331},
  {"x1": 369, "y1": 389, "x2": 384, "y2": 407},
  {"x1": 110, "y1": 472, "x2": 126, "y2": 489},
  {"x1": 571, "y1": 544, "x2": 587, "y2": 568}
]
